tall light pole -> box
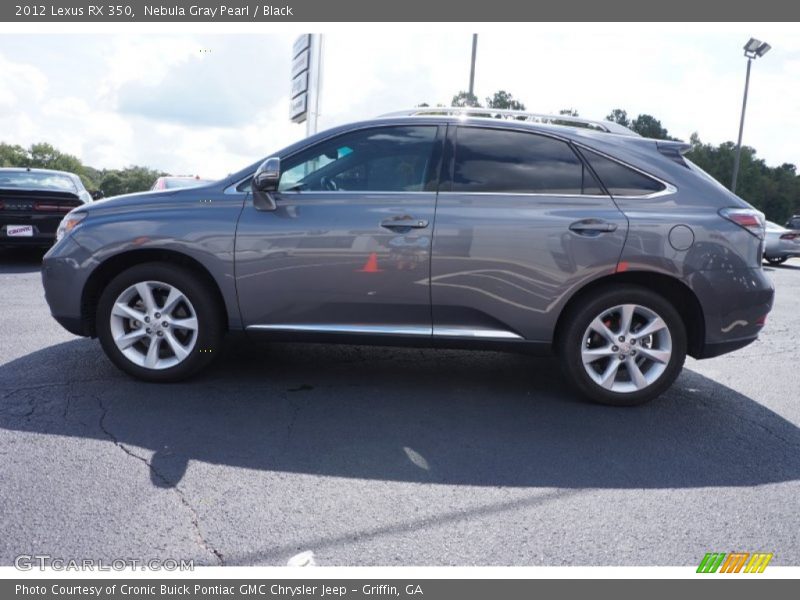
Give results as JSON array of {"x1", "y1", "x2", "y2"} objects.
[
  {"x1": 731, "y1": 37, "x2": 771, "y2": 194},
  {"x1": 468, "y1": 34, "x2": 478, "y2": 99}
]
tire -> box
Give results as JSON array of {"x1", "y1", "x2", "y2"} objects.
[
  {"x1": 765, "y1": 256, "x2": 788, "y2": 265},
  {"x1": 96, "y1": 262, "x2": 224, "y2": 382},
  {"x1": 558, "y1": 285, "x2": 687, "y2": 406}
]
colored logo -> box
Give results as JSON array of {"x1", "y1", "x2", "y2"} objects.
[{"x1": 697, "y1": 552, "x2": 773, "y2": 573}]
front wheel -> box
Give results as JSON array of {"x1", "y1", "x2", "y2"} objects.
[
  {"x1": 765, "y1": 256, "x2": 788, "y2": 265},
  {"x1": 558, "y1": 285, "x2": 687, "y2": 406},
  {"x1": 96, "y1": 262, "x2": 224, "y2": 382}
]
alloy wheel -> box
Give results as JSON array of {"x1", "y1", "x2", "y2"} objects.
[
  {"x1": 580, "y1": 303, "x2": 673, "y2": 394},
  {"x1": 108, "y1": 280, "x2": 199, "y2": 370}
]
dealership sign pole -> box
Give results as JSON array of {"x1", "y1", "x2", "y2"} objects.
[{"x1": 290, "y1": 33, "x2": 323, "y2": 137}]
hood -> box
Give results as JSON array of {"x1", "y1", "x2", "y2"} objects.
[{"x1": 78, "y1": 189, "x2": 181, "y2": 213}]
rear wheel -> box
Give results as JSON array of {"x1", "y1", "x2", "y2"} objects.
[
  {"x1": 96, "y1": 262, "x2": 224, "y2": 381},
  {"x1": 765, "y1": 256, "x2": 788, "y2": 265},
  {"x1": 559, "y1": 285, "x2": 687, "y2": 406}
]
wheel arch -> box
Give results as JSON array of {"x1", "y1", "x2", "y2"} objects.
[
  {"x1": 81, "y1": 249, "x2": 229, "y2": 337},
  {"x1": 553, "y1": 271, "x2": 706, "y2": 358}
]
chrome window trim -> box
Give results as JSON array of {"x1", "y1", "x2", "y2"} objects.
[
  {"x1": 450, "y1": 124, "x2": 676, "y2": 200},
  {"x1": 280, "y1": 122, "x2": 442, "y2": 165},
  {"x1": 572, "y1": 141, "x2": 677, "y2": 200},
  {"x1": 437, "y1": 191, "x2": 611, "y2": 199},
  {"x1": 449, "y1": 124, "x2": 613, "y2": 198},
  {"x1": 437, "y1": 188, "x2": 676, "y2": 200},
  {"x1": 226, "y1": 123, "x2": 444, "y2": 196},
  {"x1": 225, "y1": 124, "x2": 677, "y2": 201},
  {"x1": 226, "y1": 186, "x2": 438, "y2": 197}
]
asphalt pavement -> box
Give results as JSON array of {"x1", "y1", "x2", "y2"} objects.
[{"x1": 1, "y1": 247, "x2": 799, "y2": 566}]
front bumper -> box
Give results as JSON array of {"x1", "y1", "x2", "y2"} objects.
[{"x1": 41, "y1": 236, "x2": 95, "y2": 337}]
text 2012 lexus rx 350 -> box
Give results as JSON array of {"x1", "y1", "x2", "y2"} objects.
[{"x1": 41, "y1": 109, "x2": 774, "y2": 406}]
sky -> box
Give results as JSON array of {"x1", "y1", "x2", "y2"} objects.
[{"x1": 0, "y1": 25, "x2": 798, "y2": 178}]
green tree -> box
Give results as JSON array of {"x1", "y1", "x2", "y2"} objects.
[
  {"x1": 606, "y1": 108, "x2": 631, "y2": 127},
  {"x1": 605, "y1": 109, "x2": 631, "y2": 128},
  {"x1": 0, "y1": 140, "x2": 167, "y2": 196},
  {"x1": 27, "y1": 142, "x2": 95, "y2": 188},
  {"x1": 0, "y1": 141, "x2": 97, "y2": 189},
  {"x1": 0, "y1": 143, "x2": 28, "y2": 167},
  {"x1": 97, "y1": 166, "x2": 163, "y2": 196},
  {"x1": 686, "y1": 133, "x2": 800, "y2": 223},
  {"x1": 485, "y1": 90, "x2": 525, "y2": 111},
  {"x1": 629, "y1": 114, "x2": 673, "y2": 140},
  {"x1": 451, "y1": 91, "x2": 482, "y2": 108}
]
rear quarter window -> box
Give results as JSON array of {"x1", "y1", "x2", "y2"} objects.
[{"x1": 580, "y1": 148, "x2": 666, "y2": 197}]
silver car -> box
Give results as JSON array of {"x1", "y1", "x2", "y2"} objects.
[
  {"x1": 764, "y1": 220, "x2": 800, "y2": 265},
  {"x1": 41, "y1": 108, "x2": 774, "y2": 406}
]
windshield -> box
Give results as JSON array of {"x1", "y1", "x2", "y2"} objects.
[{"x1": 0, "y1": 171, "x2": 77, "y2": 192}]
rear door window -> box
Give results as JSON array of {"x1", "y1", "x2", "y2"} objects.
[{"x1": 451, "y1": 127, "x2": 604, "y2": 195}]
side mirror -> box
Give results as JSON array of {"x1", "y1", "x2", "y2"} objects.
[
  {"x1": 251, "y1": 157, "x2": 280, "y2": 211},
  {"x1": 91, "y1": 190, "x2": 104, "y2": 200}
]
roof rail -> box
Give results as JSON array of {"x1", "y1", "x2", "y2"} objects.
[{"x1": 380, "y1": 107, "x2": 640, "y2": 137}]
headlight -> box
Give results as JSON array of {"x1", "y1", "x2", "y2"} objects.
[{"x1": 56, "y1": 212, "x2": 87, "y2": 242}]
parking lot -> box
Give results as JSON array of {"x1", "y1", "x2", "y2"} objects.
[{"x1": 1, "y1": 248, "x2": 799, "y2": 567}]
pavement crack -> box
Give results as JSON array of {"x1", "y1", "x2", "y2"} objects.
[
  {"x1": 96, "y1": 396, "x2": 224, "y2": 565},
  {"x1": 1, "y1": 377, "x2": 116, "y2": 400},
  {"x1": 1, "y1": 382, "x2": 64, "y2": 401},
  {"x1": 285, "y1": 392, "x2": 301, "y2": 444},
  {"x1": 62, "y1": 394, "x2": 72, "y2": 419}
]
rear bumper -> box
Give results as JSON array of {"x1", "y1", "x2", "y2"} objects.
[
  {"x1": 691, "y1": 266, "x2": 774, "y2": 359},
  {"x1": 764, "y1": 249, "x2": 800, "y2": 259},
  {"x1": 697, "y1": 336, "x2": 758, "y2": 359},
  {"x1": 1, "y1": 214, "x2": 60, "y2": 246}
]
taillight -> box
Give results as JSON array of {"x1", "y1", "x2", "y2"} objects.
[
  {"x1": 719, "y1": 207, "x2": 765, "y2": 238},
  {"x1": 780, "y1": 233, "x2": 799, "y2": 240},
  {"x1": 34, "y1": 202, "x2": 74, "y2": 213}
]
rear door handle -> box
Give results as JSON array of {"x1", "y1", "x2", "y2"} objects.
[
  {"x1": 569, "y1": 219, "x2": 618, "y2": 234},
  {"x1": 381, "y1": 217, "x2": 429, "y2": 230}
]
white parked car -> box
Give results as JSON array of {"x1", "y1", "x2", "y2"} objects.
[{"x1": 764, "y1": 220, "x2": 800, "y2": 265}]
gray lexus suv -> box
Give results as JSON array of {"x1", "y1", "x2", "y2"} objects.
[{"x1": 41, "y1": 109, "x2": 774, "y2": 406}]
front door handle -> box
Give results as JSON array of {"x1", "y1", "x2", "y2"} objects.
[
  {"x1": 569, "y1": 219, "x2": 618, "y2": 235},
  {"x1": 381, "y1": 217, "x2": 429, "y2": 230}
]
